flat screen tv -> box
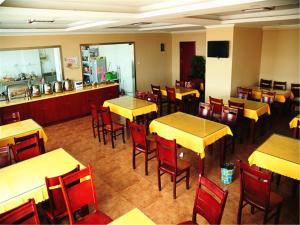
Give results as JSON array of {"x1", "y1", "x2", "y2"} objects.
[{"x1": 207, "y1": 41, "x2": 229, "y2": 58}]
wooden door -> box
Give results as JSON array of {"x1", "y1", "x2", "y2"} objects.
[{"x1": 180, "y1": 42, "x2": 195, "y2": 81}]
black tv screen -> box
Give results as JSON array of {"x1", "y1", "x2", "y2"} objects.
[{"x1": 207, "y1": 41, "x2": 229, "y2": 58}]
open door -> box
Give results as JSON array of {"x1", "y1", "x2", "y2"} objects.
[{"x1": 180, "y1": 42, "x2": 195, "y2": 81}]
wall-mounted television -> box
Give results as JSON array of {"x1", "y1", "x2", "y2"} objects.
[{"x1": 207, "y1": 41, "x2": 229, "y2": 58}]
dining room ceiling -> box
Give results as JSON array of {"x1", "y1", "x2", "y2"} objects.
[{"x1": 0, "y1": 0, "x2": 299, "y2": 35}]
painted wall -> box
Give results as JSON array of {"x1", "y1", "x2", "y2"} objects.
[
  {"x1": 0, "y1": 33, "x2": 172, "y2": 91},
  {"x1": 260, "y1": 28, "x2": 300, "y2": 88},
  {"x1": 231, "y1": 27, "x2": 262, "y2": 96},
  {"x1": 171, "y1": 31, "x2": 206, "y2": 84},
  {"x1": 205, "y1": 26, "x2": 234, "y2": 101}
]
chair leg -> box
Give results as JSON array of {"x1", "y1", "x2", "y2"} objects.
[
  {"x1": 237, "y1": 200, "x2": 243, "y2": 225},
  {"x1": 251, "y1": 206, "x2": 255, "y2": 214},
  {"x1": 97, "y1": 126, "x2": 101, "y2": 142},
  {"x1": 231, "y1": 136, "x2": 235, "y2": 154},
  {"x1": 92, "y1": 125, "x2": 96, "y2": 138},
  {"x1": 186, "y1": 169, "x2": 190, "y2": 190},
  {"x1": 132, "y1": 148, "x2": 136, "y2": 170},
  {"x1": 122, "y1": 128, "x2": 125, "y2": 144},
  {"x1": 111, "y1": 132, "x2": 115, "y2": 148},
  {"x1": 276, "y1": 174, "x2": 281, "y2": 187},
  {"x1": 145, "y1": 152, "x2": 148, "y2": 176},
  {"x1": 263, "y1": 211, "x2": 269, "y2": 224},
  {"x1": 173, "y1": 174, "x2": 176, "y2": 199},
  {"x1": 103, "y1": 129, "x2": 106, "y2": 145},
  {"x1": 158, "y1": 168, "x2": 161, "y2": 191},
  {"x1": 274, "y1": 206, "x2": 281, "y2": 224}
]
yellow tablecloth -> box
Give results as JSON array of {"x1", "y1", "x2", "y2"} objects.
[
  {"x1": 109, "y1": 208, "x2": 156, "y2": 225},
  {"x1": 249, "y1": 86, "x2": 291, "y2": 103},
  {"x1": 0, "y1": 119, "x2": 48, "y2": 147},
  {"x1": 103, "y1": 96, "x2": 158, "y2": 121},
  {"x1": 248, "y1": 134, "x2": 300, "y2": 180},
  {"x1": 289, "y1": 114, "x2": 300, "y2": 129},
  {"x1": 161, "y1": 87, "x2": 200, "y2": 100},
  {"x1": 149, "y1": 112, "x2": 232, "y2": 159},
  {"x1": 223, "y1": 97, "x2": 271, "y2": 122},
  {"x1": 0, "y1": 148, "x2": 84, "y2": 213}
]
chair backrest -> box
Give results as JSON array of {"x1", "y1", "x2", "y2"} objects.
[
  {"x1": 12, "y1": 135, "x2": 41, "y2": 162},
  {"x1": 155, "y1": 135, "x2": 177, "y2": 170},
  {"x1": 59, "y1": 165, "x2": 98, "y2": 224},
  {"x1": 129, "y1": 122, "x2": 147, "y2": 150},
  {"x1": 192, "y1": 175, "x2": 228, "y2": 225},
  {"x1": 166, "y1": 86, "x2": 176, "y2": 103},
  {"x1": 228, "y1": 100, "x2": 245, "y2": 120},
  {"x1": 236, "y1": 87, "x2": 251, "y2": 100},
  {"x1": 221, "y1": 106, "x2": 238, "y2": 126},
  {"x1": 273, "y1": 81, "x2": 287, "y2": 90},
  {"x1": 209, "y1": 96, "x2": 223, "y2": 115},
  {"x1": 260, "y1": 79, "x2": 272, "y2": 89},
  {"x1": 14, "y1": 131, "x2": 39, "y2": 144},
  {"x1": 291, "y1": 83, "x2": 300, "y2": 98},
  {"x1": 151, "y1": 84, "x2": 162, "y2": 97},
  {"x1": 175, "y1": 80, "x2": 185, "y2": 87},
  {"x1": 237, "y1": 160, "x2": 272, "y2": 210},
  {"x1": 0, "y1": 199, "x2": 40, "y2": 224},
  {"x1": 135, "y1": 91, "x2": 147, "y2": 100},
  {"x1": 0, "y1": 145, "x2": 11, "y2": 168},
  {"x1": 185, "y1": 81, "x2": 196, "y2": 89},
  {"x1": 99, "y1": 106, "x2": 112, "y2": 126},
  {"x1": 261, "y1": 91, "x2": 276, "y2": 104},
  {"x1": 145, "y1": 93, "x2": 159, "y2": 104},
  {"x1": 90, "y1": 104, "x2": 99, "y2": 123},
  {"x1": 198, "y1": 102, "x2": 214, "y2": 120},
  {"x1": 45, "y1": 165, "x2": 80, "y2": 220},
  {"x1": 1, "y1": 111, "x2": 21, "y2": 125}
]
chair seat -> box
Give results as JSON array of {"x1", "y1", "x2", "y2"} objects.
[
  {"x1": 77, "y1": 210, "x2": 112, "y2": 225},
  {"x1": 177, "y1": 221, "x2": 197, "y2": 225},
  {"x1": 104, "y1": 123, "x2": 124, "y2": 131},
  {"x1": 269, "y1": 191, "x2": 283, "y2": 210},
  {"x1": 161, "y1": 159, "x2": 190, "y2": 175}
]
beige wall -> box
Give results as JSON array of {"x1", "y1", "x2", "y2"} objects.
[
  {"x1": 171, "y1": 31, "x2": 206, "y2": 84},
  {"x1": 231, "y1": 27, "x2": 262, "y2": 96},
  {"x1": 260, "y1": 28, "x2": 300, "y2": 88},
  {"x1": 0, "y1": 33, "x2": 172, "y2": 91},
  {"x1": 205, "y1": 26, "x2": 234, "y2": 101}
]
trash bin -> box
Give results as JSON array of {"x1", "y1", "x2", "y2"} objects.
[{"x1": 221, "y1": 163, "x2": 235, "y2": 184}]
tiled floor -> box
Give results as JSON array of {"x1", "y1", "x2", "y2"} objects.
[{"x1": 44, "y1": 112, "x2": 299, "y2": 224}]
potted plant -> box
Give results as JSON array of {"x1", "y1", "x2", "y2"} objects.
[{"x1": 190, "y1": 55, "x2": 205, "y2": 101}]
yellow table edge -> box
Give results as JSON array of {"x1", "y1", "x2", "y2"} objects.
[{"x1": 109, "y1": 208, "x2": 156, "y2": 225}]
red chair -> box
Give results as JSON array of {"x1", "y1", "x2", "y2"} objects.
[
  {"x1": 12, "y1": 135, "x2": 41, "y2": 162},
  {"x1": 151, "y1": 84, "x2": 167, "y2": 116},
  {"x1": 198, "y1": 102, "x2": 214, "y2": 120},
  {"x1": 0, "y1": 199, "x2": 40, "y2": 224},
  {"x1": 1, "y1": 111, "x2": 21, "y2": 125},
  {"x1": 209, "y1": 96, "x2": 223, "y2": 121},
  {"x1": 144, "y1": 93, "x2": 159, "y2": 126},
  {"x1": 176, "y1": 80, "x2": 185, "y2": 87},
  {"x1": 178, "y1": 175, "x2": 228, "y2": 225},
  {"x1": 291, "y1": 83, "x2": 300, "y2": 114},
  {"x1": 59, "y1": 165, "x2": 112, "y2": 225},
  {"x1": 236, "y1": 160, "x2": 283, "y2": 224},
  {"x1": 14, "y1": 131, "x2": 45, "y2": 154},
  {"x1": 129, "y1": 122, "x2": 156, "y2": 175},
  {"x1": 90, "y1": 104, "x2": 101, "y2": 142},
  {"x1": 260, "y1": 79, "x2": 272, "y2": 89},
  {"x1": 237, "y1": 87, "x2": 252, "y2": 100},
  {"x1": 45, "y1": 165, "x2": 80, "y2": 223},
  {"x1": 99, "y1": 106, "x2": 125, "y2": 149},
  {"x1": 0, "y1": 145, "x2": 11, "y2": 168},
  {"x1": 155, "y1": 135, "x2": 190, "y2": 199},
  {"x1": 135, "y1": 90, "x2": 147, "y2": 99},
  {"x1": 261, "y1": 91, "x2": 276, "y2": 104},
  {"x1": 228, "y1": 100, "x2": 244, "y2": 122},
  {"x1": 292, "y1": 119, "x2": 300, "y2": 139},
  {"x1": 273, "y1": 81, "x2": 287, "y2": 90},
  {"x1": 166, "y1": 86, "x2": 179, "y2": 114}
]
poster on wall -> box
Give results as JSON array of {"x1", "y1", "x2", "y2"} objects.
[{"x1": 64, "y1": 56, "x2": 80, "y2": 69}]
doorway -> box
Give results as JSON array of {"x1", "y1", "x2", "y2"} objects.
[{"x1": 180, "y1": 42, "x2": 195, "y2": 81}]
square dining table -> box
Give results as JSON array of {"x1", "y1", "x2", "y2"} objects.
[
  {"x1": 0, "y1": 148, "x2": 84, "y2": 213},
  {"x1": 0, "y1": 119, "x2": 48, "y2": 152},
  {"x1": 109, "y1": 208, "x2": 156, "y2": 225},
  {"x1": 149, "y1": 112, "x2": 232, "y2": 174},
  {"x1": 248, "y1": 134, "x2": 300, "y2": 181},
  {"x1": 160, "y1": 87, "x2": 200, "y2": 100},
  {"x1": 223, "y1": 97, "x2": 270, "y2": 143},
  {"x1": 103, "y1": 96, "x2": 158, "y2": 121},
  {"x1": 248, "y1": 86, "x2": 292, "y2": 103}
]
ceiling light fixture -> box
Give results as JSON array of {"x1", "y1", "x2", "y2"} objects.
[
  {"x1": 65, "y1": 21, "x2": 117, "y2": 31},
  {"x1": 27, "y1": 19, "x2": 55, "y2": 24},
  {"x1": 139, "y1": 24, "x2": 199, "y2": 31},
  {"x1": 242, "y1": 6, "x2": 275, "y2": 12}
]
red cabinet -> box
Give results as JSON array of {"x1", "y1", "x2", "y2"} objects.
[{"x1": 0, "y1": 85, "x2": 119, "y2": 126}]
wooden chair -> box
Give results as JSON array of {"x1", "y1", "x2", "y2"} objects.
[
  {"x1": 129, "y1": 122, "x2": 156, "y2": 175},
  {"x1": 145, "y1": 93, "x2": 159, "y2": 125},
  {"x1": 0, "y1": 145, "x2": 11, "y2": 168},
  {"x1": 237, "y1": 87, "x2": 252, "y2": 100},
  {"x1": 273, "y1": 81, "x2": 287, "y2": 90},
  {"x1": 198, "y1": 102, "x2": 214, "y2": 120},
  {"x1": 135, "y1": 90, "x2": 147, "y2": 100},
  {"x1": 45, "y1": 165, "x2": 80, "y2": 223},
  {"x1": 1, "y1": 111, "x2": 21, "y2": 125},
  {"x1": 90, "y1": 104, "x2": 101, "y2": 142},
  {"x1": 59, "y1": 165, "x2": 112, "y2": 225},
  {"x1": 176, "y1": 80, "x2": 185, "y2": 87},
  {"x1": 260, "y1": 79, "x2": 272, "y2": 89},
  {"x1": 220, "y1": 106, "x2": 238, "y2": 153},
  {"x1": 0, "y1": 199, "x2": 40, "y2": 224},
  {"x1": 151, "y1": 84, "x2": 167, "y2": 116},
  {"x1": 166, "y1": 86, "x2": 179, "y2": 114},
  {"x1": 12, "y1": 135, "x2": 41, "y2": 162},
  {"x1": 292, "y1": 120, "x2": 300, "y2": 139},
  {"x1": 209, "y1": 96, "x2": 223, "y2": 121},
  {"x1": 228, "y1": 100, "x2": 245, "y2": 122},
  {"x1": 178, "y1": 175, "x2": 228, "y2": 225},
  {"x1": 14, "y1": 131, "x2": 45, "y2": 154},
  {"x1": 236, "y1": 160, "x2": 283, "y2": 225},
  {"x1": 155, "y1": 134, "x2": 190, "y2": 199},
  {"x1": 99, "y1": 106, "x2": 125, "y2": 149},
  {"x1": 261, "y1": 91, "x2": 276, "y2": 104},
  {"x1": 185, "y1": 81, "x2": 196, "y2": 89},
  {"x1": 291, "y1": 83, "x2": 300, "y2": 114}
]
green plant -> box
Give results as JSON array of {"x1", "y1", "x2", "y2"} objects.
[{"x1": 190, "y1": 55, "x2": 205, "y2": 79}]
